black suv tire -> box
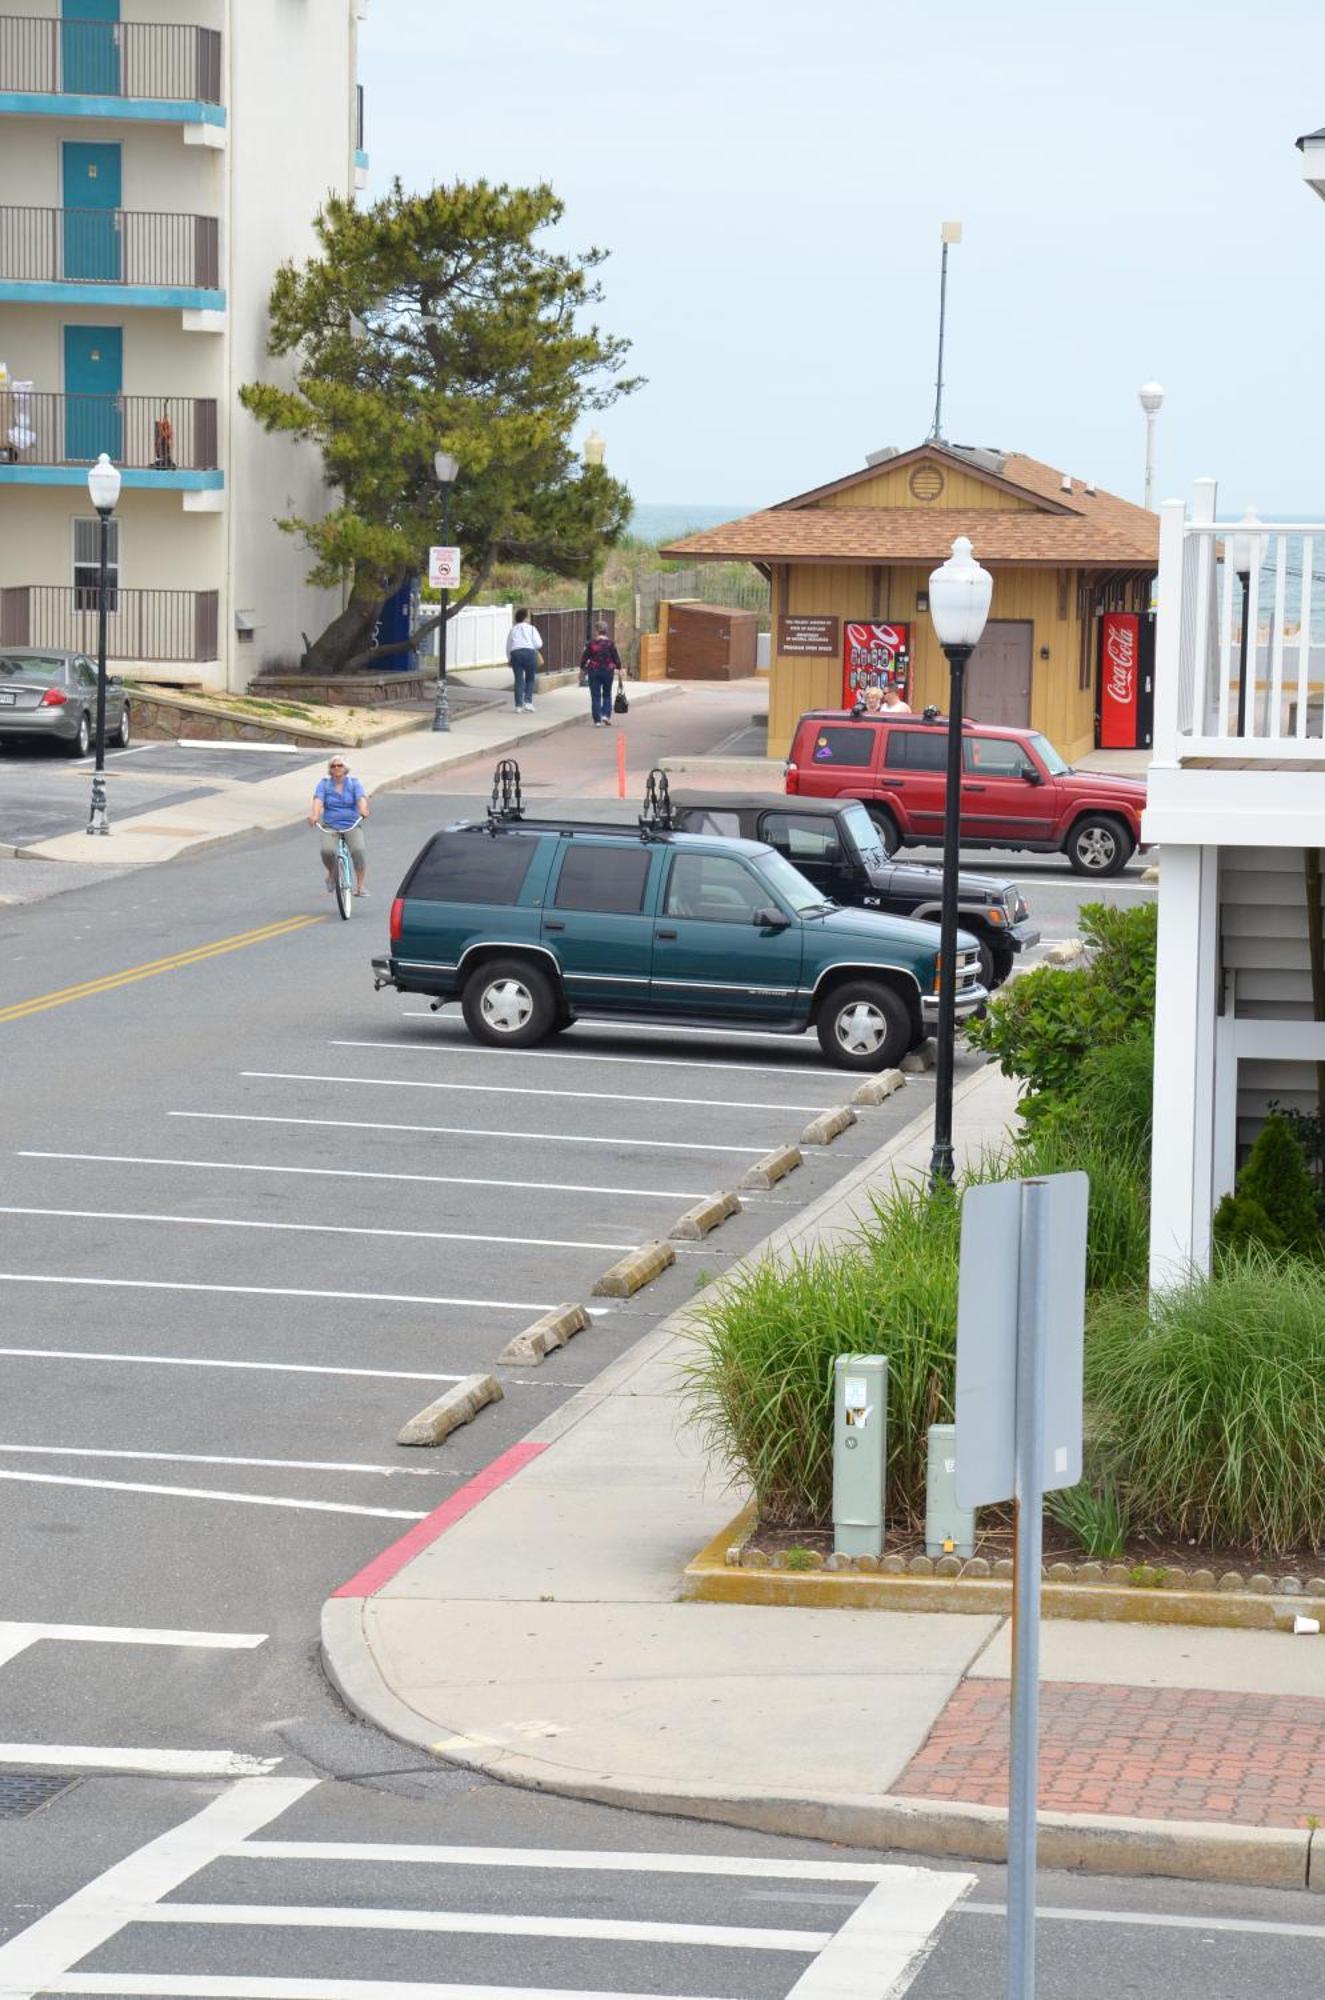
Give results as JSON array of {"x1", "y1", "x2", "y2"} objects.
[
  {"x1": 1065, "y1": 813, "x2": 1134, "y2": 878},
  {"x1": 815, "y1": 979, "x2": 911, "y2": 1070},
  {"x1": 461, "y1": 956, "x2": 557, "y2": 1049},
  {"x1": 866, "y1": 805, "x2": 900, "y2": 855}
]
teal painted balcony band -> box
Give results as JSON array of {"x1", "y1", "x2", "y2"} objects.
[
  {"x1": 0, "y1": 465, "x2": 224, "y2": 491},
  {"x1": 0, "y1": 280, "x2": 225, "y2": 310},
  {"x1": 355, "y1": 149, "x2": 369, "y2": 170},
  {"x1": 0, "y1": 91, "x2": 225, "y2": 125}
]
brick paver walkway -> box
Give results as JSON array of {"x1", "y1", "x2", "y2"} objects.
[{"x1": 894, "y1": 1680, "x2": 1325, "y2": 1827}]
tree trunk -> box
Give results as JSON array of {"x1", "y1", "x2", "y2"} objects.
[{"x1": 300, "y1": 593, "x2": 383, "y2": 677}]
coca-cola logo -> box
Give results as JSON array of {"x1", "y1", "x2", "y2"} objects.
[{"x1": 1104, "y1": 618, "x2": 1136, "y2": 707}]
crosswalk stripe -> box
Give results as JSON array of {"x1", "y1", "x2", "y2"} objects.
[
  {"x1": 48, "y1": 1982, "x2": 730, "y2": 1999},
  {"x1": 143, "y1": 1903, "x2": 830, "y2": 1951}
]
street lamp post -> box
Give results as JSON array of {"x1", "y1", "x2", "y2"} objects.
[
  {"x1": 582, "y1": 428, "x2": 605, "y2": 645},
  {"x1": 926, "y1": 536, "x2": 992, "y2": 1187},
  {"x1": 85, "y1": 450, "x2": 121, "y2": 836},
  {"x1": 1138, "y1": 381, "x2": 1165, "y2": 511},
  {"x1": 1230, "y1": 508, "x2": 1265, "y2": 738},
  {"x1": 431, "y1": 449, "x2": 460, "y2": 734}
]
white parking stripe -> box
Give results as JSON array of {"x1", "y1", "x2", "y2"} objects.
[
  {"x1": 20, "y1": 1150, "x2": 709, "y2": 1197},
  {"x1": 172, "y1": 1112, "x2": 773, "y2": 1155},
  {"x1": 0, "y1": 1346, "x2": 464, "y2": 1384},
  {"x1": 244, "y1": 1069, "x2": 831, "y2": 1113},
  {"x1": 0, "y1": 1274, "x2": 551, "y2": 1310},
  {"x1": 143, "y1": 1902, "x2": 831, "y2": 1951},
  {"x1": 0, "y1": 1205, "x2": 631, "y2": 1255},
  {"x1": 0, "y1": 1744, "x2": 281, "y2": 1777},
  {"x1": 0, "y1": 1446, "x2": 444, "y2": 1477},
  {"x1": 0, "y1": 1621, "x2": 267, "y2": 1669},
  {"x1": 0, "y1": 1469, "x2": 429, "y2": 1520},
  {"x1": 334, "y1": 1038, "x2": 846, "y2": 1080}
]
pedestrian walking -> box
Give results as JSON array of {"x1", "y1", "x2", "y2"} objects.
[
  {"x1": 506, "y1": 607, "x2": 543, "y2": 713},
  {"x1": 580, "y1": 622, "x2": 622, "y2": 727}
]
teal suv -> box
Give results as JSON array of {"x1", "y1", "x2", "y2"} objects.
[{"x1": 375, "y1": 818, "x2": 986, "y2": 1070}]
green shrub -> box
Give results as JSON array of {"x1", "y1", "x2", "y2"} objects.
[
  {"x1": 969, "y1": 902, "x2": 1156, "y2": 1122},
  {"x1": 1018, "y1": 1127, "x2": 1150, "y2": 1292},
  {"x1": 1086, "y1": 1253, "x2": 1325, "y2": 1552},
  {"x1": 1032, "y1": 1032, "x2": 1154, "y2": 1160},
  {"x1": 1236, "y1": 1115, "x2": 1322, "y2": 1258},
  {"x1": 1212, "y1": 1191, "x2": 1285, "y2": 1259},
  {"x1": 1047, "y1": 1480, "x2": 1128, "y2": 1559}
]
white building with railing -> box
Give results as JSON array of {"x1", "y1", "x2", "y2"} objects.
[
  {"x1": 1147, "y1": 477, "x2": 1325, "y2": 1284},
  {"x1": 0, "y1": 1, "x2": 369, "y2": 688}
]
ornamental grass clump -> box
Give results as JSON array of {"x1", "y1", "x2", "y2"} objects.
[{"x1": 1087, "y1": 1251, "x2": 1325, "y2": 1553}]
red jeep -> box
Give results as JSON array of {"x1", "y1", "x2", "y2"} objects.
[{"x1": 785, "y1": 711, "x2": 1147, "y2": 877}]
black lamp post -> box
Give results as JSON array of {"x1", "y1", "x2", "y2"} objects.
[
  {"x1": 85, "y1": 450, "x2": 121, "y2": 836},
  {"x1": 1230, "y1": 508, "x2": 1264, "y2": 738},
  {"x1": 926, "y1": 535, "x2": 992, "y2": 1186},
  {"x1": 582, "y1": 428, "x2": 605, "y2": 645},
  {"x1": 431, "y1": 448, "x2": 460, "y2": 734}
]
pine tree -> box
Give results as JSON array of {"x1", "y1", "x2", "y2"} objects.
[{"x1": 1235, "y1": 1115, "x2": 1322, "y2": 1258}]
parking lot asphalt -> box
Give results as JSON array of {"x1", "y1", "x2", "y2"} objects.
[{"x1": 0, "y1": 738, "x2": 323, "y2": 850}]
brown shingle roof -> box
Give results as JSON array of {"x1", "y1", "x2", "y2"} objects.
[{"x1": 660, "y1": 443, "x2": 1158, "y2": 568}]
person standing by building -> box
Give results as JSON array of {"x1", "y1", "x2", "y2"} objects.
[
  {"x1": 506, "y1": 607, "x2": 543, "y2": 713},
  {"x1": 580, "y1": 623, "x2": 622, "y2": 727}
]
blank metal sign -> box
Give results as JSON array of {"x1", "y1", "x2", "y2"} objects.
[{"x1": 954, "y1": 1173, "x2": 1087, "y2": 1510}]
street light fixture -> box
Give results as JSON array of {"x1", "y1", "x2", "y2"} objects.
[
  {"x1": 582, "y1": 429, "x2": 606, "y2": 646},
  {"x1": 926, "y1": 535, "x2": 993, "y2": 1185},
  {"x1": 1229, "y1": 506, "x2": 1265, "y2": 738},
  {"x1": 1138, "y1": 381, "x2": 1164, "y2": 511},
  {"x1": 431, "y1": 448, "x2": 460, "y2": 734},
  {"x1": 85, "y1": 450, "x2": 121, "y2": 836}
]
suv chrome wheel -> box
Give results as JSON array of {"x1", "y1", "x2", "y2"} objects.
[
  {"x1": 1066, "y1": 814, "x2": 1133, "y2": 877},
  {"x1": 816, "y1": 978, "x2": 911, "y2": 1070},
  {"x1": 835, "y1": 1000, "x2": 887, "y2": 1056},
  {"x1": 480, "y1": 976, "x2": 534, "y2": 1035},
  {"x1": 461, "y1": 955, "x2": 558, "y2": 1049}
]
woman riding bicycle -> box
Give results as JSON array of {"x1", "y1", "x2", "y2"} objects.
[{"x1": 308, "y1": 755, "x2": 370, "y2": 898}]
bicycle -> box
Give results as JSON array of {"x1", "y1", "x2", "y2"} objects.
[{"x1": 318, "y1": 815, "x2": 363, "y2": 920}]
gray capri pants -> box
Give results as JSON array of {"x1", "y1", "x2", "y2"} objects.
[{"x1": 321, "y1": 824, "x2": 365, "y2": 867}]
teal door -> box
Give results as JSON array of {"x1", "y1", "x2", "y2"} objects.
[
  {"x1": 63, "y1": 143, "x2": 121, "y2": 282},
  {"x1": 64, "y1": 325, "x2": 123, "y2": 464},
  {"x1": 652, "y1": 851, "x2": 803, "y2": 1020},
  {"x1": 540, "y1": 841, "x2": 660, "y2": 1012},
  {"x1": 61, "y1": 0, "x2": 120, "y2": 96}
]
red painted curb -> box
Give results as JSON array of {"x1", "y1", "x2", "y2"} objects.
[{"x1": 331, "y1": 1440, "x2": 548, "y2": 1599}]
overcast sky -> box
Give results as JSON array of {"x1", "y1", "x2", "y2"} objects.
[{"x1": 359, "y1": 0, "x2": 1325, "y2": 517}]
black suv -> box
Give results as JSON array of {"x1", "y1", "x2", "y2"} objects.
[{"x1": 668, "y1": 791, "x2": 1037, "y2": 989}]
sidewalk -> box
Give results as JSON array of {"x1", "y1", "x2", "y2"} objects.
[
  {"x1": 322, "y1": 1064, "x2": 1325, "y2": 1892},
  {"x1": 18, "y1": 675, "x2": 678, "y2": 870}
]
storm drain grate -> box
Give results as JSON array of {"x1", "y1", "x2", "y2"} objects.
[{"x1": 0, "y1": 1772, "x2": 82, "y2": 1819}]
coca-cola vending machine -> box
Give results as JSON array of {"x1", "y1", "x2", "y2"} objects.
[{"x1": 1096, "y1": 611, "x2": 1155, "y2": 750}]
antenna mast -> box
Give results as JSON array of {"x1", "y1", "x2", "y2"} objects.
[{"x1": 929, "y1": 220, "x2": 962, "y2": 443}]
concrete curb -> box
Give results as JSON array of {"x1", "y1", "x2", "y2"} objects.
[
  {"x1": 900, "y1": 1040, "x2": 936, "y2": 1073},
  {"x1": 851, "y1": 1068, "x2": 906, "y2": 1107},
  {"x1": 668, "y1": 1191, "x2": 742, "y2": 1240},
  {"x1": 738, "y1": 1145, "x2": 802, "y2": 1190},
  {"x1": 800, "y1": 1104, "x2": 857, "y2": 1146},
  {"x1": 396, "y1": 1372, "x2": 503, "y2": 1446},
  {"x1": 318, "y1": 1597, "x2": 1317, "y2": 1892},
  {"x1": 591, "y1": 1240, "x2": 676, "y2": 1297},
  {"x1": 497, "y1": 1304, "x2": 590, "y2": 1366}
]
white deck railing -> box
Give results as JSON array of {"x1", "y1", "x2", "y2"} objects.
[{"x1": 1154, "y1": 479, "x2": 1325, "y2": 761}]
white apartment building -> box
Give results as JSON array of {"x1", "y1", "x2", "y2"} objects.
[
  {"x1": 1146, "y1": 126, "x2": 1325, "y2": 1287},
  {"x1": 0, "y1": 0, "x2": 369, "y2": 689}
]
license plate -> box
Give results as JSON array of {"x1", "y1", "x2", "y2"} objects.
[{"x1": 0, "y1": 691, "x2": 15, "y2": 705}]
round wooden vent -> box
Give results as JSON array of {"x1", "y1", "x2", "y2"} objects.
[{"x1": 908, "y1": 463, "x2": 945, "y2": 502}]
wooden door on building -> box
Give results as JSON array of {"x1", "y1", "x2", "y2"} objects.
[{"x1": 967, "y1": 620, "x2": 1032, "y2": 729}]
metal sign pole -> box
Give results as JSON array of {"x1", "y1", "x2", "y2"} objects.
[{"x1": 1007, "y1": 1178, "x2": 1048, "y2": 2000}]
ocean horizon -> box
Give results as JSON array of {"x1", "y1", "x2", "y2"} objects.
[{"x1": 628, "y1": 501, "x2": 756, "y2": 543}]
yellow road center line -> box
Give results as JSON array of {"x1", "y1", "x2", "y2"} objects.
[{"x1": 0, "y1": 915, "x2": 325, "y2": 1026}]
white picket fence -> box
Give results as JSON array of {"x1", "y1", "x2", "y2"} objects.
[{"x1": 420, "y1": 602, "x2": 513, "y2": 668}]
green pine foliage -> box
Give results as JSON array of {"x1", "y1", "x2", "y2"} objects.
[
  {"x1": 1234, "y1": 1115, "x2": 1322, "y2": 1258},
  {"x1": 240, "y1": 180, "x2": 640, "y2": 673},
  {"x1": 1212, "y1": 1191, "x2": 1286, "y2": 1260}
]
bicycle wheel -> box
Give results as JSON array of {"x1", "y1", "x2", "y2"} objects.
[{"x1": 335, "y1": 839, "x2": 354, "y2": 920}]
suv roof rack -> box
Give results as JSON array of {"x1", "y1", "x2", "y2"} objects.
[
  {"x1": 488, "y1": 757, "x2": 524, "y2": 824},
  {"x1": 639, "y1": 766, "x2": 674, "y2": 837}
]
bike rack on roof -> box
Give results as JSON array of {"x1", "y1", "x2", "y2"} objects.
[
  {"x1": 639, "y1": 766, "x2": 674, "y2": 838},
  {"x1": 488, "y1": 757, "x2": 524, "y2": 825}
]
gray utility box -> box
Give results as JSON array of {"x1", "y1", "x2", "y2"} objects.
[
  {"x1": 925, "y1": 1422, "x2": 975, "y2": 1558},
  {"x1": 832, "y1": 1354, "x2": 887, "y2": 1557}
]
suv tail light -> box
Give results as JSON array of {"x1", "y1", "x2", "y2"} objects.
[
  {"x1": 389, "y1": 896, "x2": 403, "y2": 944},
  {"x1": 785, "y1": 761, "x2": 799, "y2": 794},
  {"x1": 39, "y1": 686, "x2": 68, "y2": 707}
]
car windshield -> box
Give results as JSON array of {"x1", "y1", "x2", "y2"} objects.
[
  {"x1": 752, "y1": 849, "x2": 835, "y2": 914},
  {"x1": 1029, "y1": 732, "x2": 1070, "y2": 776},
  {"x1": 840, "y1": 802, "x2": 886, "y2": 865},
  {"x1": 0, "y1": 655, "x2": 63, "y2": 681}
]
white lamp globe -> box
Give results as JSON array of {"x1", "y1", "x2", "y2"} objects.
[
  {"x1": 87, "y1": 452, "x2": 121, "y2": 514},
  {"x1": 1230, "y1": 507, "x2": 1265, "y2": 578},
  {"x1": 582, "y1": 428, "x2": 606, "y2": 468},
  {"x1": 1138, "y1": 380, "x2": 1166, "y2": 416},
  {"x1": 928, "y1": 536, "x2": 993, "y2": 650},
  {"x1": 433, "y1": 449, "x2": 459, "y2": 486}
]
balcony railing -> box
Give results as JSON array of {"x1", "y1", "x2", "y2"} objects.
[
  {"x1": 0, "y1": 15, "x2": 222, "y2": 103},
  {"x1": 0, "y1": 391, "x2": 218, "y2": 471},
  {"x1": 0, "y1": 205, "x2": 219, "y2": 290},
  {"x1": 1155, "y1": 483, "x2": 1325, "y2": 761},
  {"x1": 0, "y1": 584, "x2": 219, "y2": 664}
]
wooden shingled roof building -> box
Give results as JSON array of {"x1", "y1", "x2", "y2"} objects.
[{"x1": 660, "y1": 440, "x2": 1159, "y2": 760}]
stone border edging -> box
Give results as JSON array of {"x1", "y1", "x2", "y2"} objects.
[{"x1": 319, "y1": 1596, "x2": 1319, "y2": 1893}]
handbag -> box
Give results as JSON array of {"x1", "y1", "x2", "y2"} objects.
[{"x1": 613, "y1": 680, "x2": 630, "y2": 714}]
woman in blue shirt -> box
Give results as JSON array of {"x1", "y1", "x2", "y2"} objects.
[{"x1": 308, "y1": 756, "x2": 370, "y2": 897}]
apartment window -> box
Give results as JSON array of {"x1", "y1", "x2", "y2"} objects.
[{"x1": 73, "y1": 517, "x2": 120, "y2": 613}]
